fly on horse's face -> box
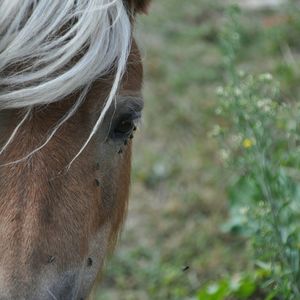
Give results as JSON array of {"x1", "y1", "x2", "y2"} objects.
[{"x1": 0, "y1": 0, "x2": 151, "y2": 299}]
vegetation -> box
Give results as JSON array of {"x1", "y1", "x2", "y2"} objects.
[
  {"x1": 202, "y1": 5, "x2": 300, "y2": 299},
  {"x1": 96, "y1": 1, "x2": 300, "y2": 299}
]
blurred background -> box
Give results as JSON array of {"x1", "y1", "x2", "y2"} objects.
[{"x1": 96, "y1": 0, "x2": 300, "y2": 299}]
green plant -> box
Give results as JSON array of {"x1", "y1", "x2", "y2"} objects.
[
  {"x1": 216, "y1": 5, "x2": 300, "y2": 299},
  {"x1": 197, "y1": 272, "x2": 260, "y2": 300}
]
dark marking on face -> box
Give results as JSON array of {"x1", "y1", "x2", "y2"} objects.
[
  {"x1": 95, "y1": 179, "x2": 100, "y2": 187},
  {"x1": 87, "y1": 257, "x2": 93, "y2": 267},
  {"x1": 48, "y1": 256, "x2": 55, "y2": 264}
]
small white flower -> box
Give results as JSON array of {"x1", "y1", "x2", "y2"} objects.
[
  {"x1": 216, "y1": 86, "x2": 224, "y2": 96},
  {"x1": 210, "y1": 125, "x2": 221, "y2": 137},
  {"x1": 207, "y1": 284, "x2": 219, "y2": 294},
  {"x1": 238, "y1": 70, "x2": 245, "y2": 77},
  {"x1": 231, "y1": 134, "x2": 242, "y2": 144},
  {"x1": 240, "y1": 207, "x2": 249, "y2": 215},
  {"x1": 234, "y1": 88, "x2": 242, "y2": 96},
  {"x1": 215, "y1": 107, "x2": 223, "y2": 115},
  {"x1": 220, "y1": 149, "x2": 230, "y2": 161},
  {"x1": 259, "y1": 73, "x2": 273, "y2": 81},
  {"x1": 257, "y1": 98, "x2": 273, "y2": 112}
]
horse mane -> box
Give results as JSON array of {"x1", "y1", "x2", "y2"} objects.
[{"x1": 0, "y1": 0, "x2": 132, "y2": 166}]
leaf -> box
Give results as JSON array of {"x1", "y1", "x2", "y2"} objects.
[
  {"x1": 265, "y1": 290, "x2": 278, "y2": 300},
  {"x1": 289, "y1": 249, "x2": 300, "y2": 274},
  {"x1": 233, "y1": 276, "x2": 257, "y2": 299},
  {"x1": 197, "y1": 280, "x2": 230, "y2": 300}
]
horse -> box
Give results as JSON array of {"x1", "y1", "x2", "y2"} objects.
[{"x1": 0, "y1": 0, "x2": 151, "y2": 299}]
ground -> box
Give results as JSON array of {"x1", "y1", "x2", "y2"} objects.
[{"x1": 95, "y1": 1, "x2": 300, "y2": 299}]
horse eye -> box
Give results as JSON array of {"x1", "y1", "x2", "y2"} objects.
[
  {"x1": 112, "y1": 114, "x2": 136, "y2": 139},
  {"x1": 115, "y1": 119, "x2": 133, "y2": 134}
]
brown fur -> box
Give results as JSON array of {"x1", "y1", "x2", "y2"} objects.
[
  {"x1": 124, "y1": 0, "x2": 152, "y2": 14},
  {"x1": 0, "y1": 39, "x2": 144, "y2": 299}
]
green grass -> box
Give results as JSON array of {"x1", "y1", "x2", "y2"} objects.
[{"x1": 95, "y1": 1, "x2": 300, "y2": 299}]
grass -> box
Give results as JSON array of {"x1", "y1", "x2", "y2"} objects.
[{"x1": 95, "y1": 1, "x2": 300, "y2": 299}]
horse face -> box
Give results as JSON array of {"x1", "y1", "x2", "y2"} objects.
[
  {"x1": 0, "y1": 38, "x2": 143, "y2": 300},
  {"x1": 0, "y1": 0, "x2": 151, "y2": 298}
]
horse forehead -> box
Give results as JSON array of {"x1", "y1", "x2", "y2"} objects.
[
  {"x1": 84, "y1": 41, "x2": 143, "y2": 114},
  {"x1": 122, "y1": 39, "x2": 144, "y2": 91}
]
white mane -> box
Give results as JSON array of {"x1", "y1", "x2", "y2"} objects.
[{"x1": 0, "y1": 0, "x2": 132, "y2": 166}]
